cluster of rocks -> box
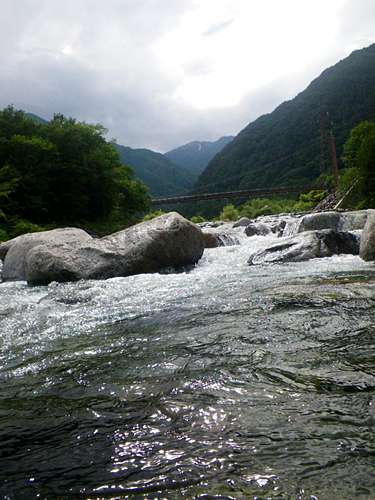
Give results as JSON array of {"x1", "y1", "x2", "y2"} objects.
[
  {"x1": 199, "y1": 220, "x2": 242, "y2": 248},
  {"x1": 0, "y1": 212, "x2": 204, "y2": 285},
  {"x1": 1, "y1": 210, "x2": 375, "y2": 286},
  {"x1": 248, "y1": 229, "x2": 359, "y2": 265},
  {"x1": 235, "y1": 209, "x2": 375, "y2": 265}
]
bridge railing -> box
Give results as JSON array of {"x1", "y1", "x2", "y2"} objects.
[{"x1": 151, "y1": 185, "x2": 332, "y2": 206}]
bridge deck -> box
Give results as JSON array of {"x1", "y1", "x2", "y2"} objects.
[{"x1": 151, "y1": 186, "x2": 330, "y2": 206}]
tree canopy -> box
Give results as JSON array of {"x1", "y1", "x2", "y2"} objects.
[
  {"x1": 342, "y1": 120, "x2": 375, "y2": 207},
  {"x1": 0, "y1": 106, "x2": 151, "y2": 228}
]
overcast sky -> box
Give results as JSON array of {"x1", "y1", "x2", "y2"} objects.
[{"x1": 1, "y1": 0, "x2": 375, "y2": 153}]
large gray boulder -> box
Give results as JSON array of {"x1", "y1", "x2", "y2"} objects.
[
  {"x1": 360, "y1": 212, "x2": 375, "y2": 261},
  {"x1": 298, "y1": 212, "x2": 342, "y2": 232},
  {"x1": 25, "y1": 212, "x2": 204, "y2": 285},
  {"x1": 248, "y1": 230, "x2": 359, "y2": 266},
  {"x1": 0, "y1": 228, "x2": 92, "y2": 282},
  {"x1": 297, "y1": 210, "x2": 371, "y2": 234}
]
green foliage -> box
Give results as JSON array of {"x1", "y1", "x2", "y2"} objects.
[
  {"x1": 0, "y1": 217, "x2": 45, "y2": 241},
  {"x1": 339, "y1": 167, "x2": 358, "y2": 190},
  {"x1": 342, "y1": 120, "x2": 375, "y2": 207},
  {"x1": 116, "y1": 144, "x2": 197, "y2": 198},
  {"x1": 190, "y1": 215, "x2": 207, "y2": 223},
  {"x1": 0, "y1": 106, "x2": 151, "y2": 230},
  {"x1": 299, "y1": 190, "x2": 327, "y2": 203},
  {"x1": 8, "y1": 220, "x2": 45, "y2": 239},
  {"x1": 219, "y1": 193, "x2": 326, "y2": 222},
  {"x1": 0, "y1": 229, "x2": 8, "y2": 242},
  {"x1": 219, "y1": 204, "x2": 240, "y2": 221},
  {"x1": 292, "y1": 200, "x2": 314, "y2": 212},
  {"x1": 238, "y1": 197, "x2": 294, "y2": 219},
  {"x1": 315, "y1": 172, "x2": 335, "y2": 187},
  {"x1": 142, "y1": 209, "x2": 168, "y2": 221}
]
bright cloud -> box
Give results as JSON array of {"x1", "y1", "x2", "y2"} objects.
[
  {"x1": 154, "y1": 0, "x2": 344, "y2": 108},
  {"x1": 0, "y1": 0, "x2": 374, "y2": 151}
]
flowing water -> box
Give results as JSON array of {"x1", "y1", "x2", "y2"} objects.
[{"x1": 2, "y1": 228, "x2": 375, "y2": 500}]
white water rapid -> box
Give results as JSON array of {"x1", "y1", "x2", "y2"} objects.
[{"x1": 1, "y1": 224, "x2": 375, "y2": 500}]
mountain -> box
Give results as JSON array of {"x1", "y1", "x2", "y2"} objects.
[
  {"x1": 164, "y1": 136, "x2": 234, "y2": 175},
  {"x1": 25, "y1": 113, "x2": 49, "y2": 125},
  {"x1": 115, "y1": 144, "x2": 198, "y2": 198},
  {"x1": 193, "y1": 43, "x2": 375, "y2": 194}
]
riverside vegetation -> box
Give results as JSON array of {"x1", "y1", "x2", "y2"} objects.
[
  {"x1": 0, "y1": 106, "x2": 151, "y2": 240},
  {"x1": 1, "y1": 103, "x2": 375, "y2": 241}
]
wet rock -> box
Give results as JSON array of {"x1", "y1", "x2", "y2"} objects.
[
  {"x1": 25, "y1": 212, "x2": 204, "y2": 285},
  {"x1": 359, "y1": 212, "x2": 375, "y2": 261},
  {"x1": 298, "y1": 212, "x2": 342, "y2": 232},
  {"x1": 248, "y1": 230, "x2": 359, "y2": 265},
  {"x1": 245, "y1": 223, "x2": 271, "y2": 237},
  {"x1": 233, "y1": 217, "x2": 252, "y2": 228},
  {"x1": 297, "y1": 210, "x2": 372, "y2": 234},
  {"x1": 273, "y1": 219, "x2": 287, "y2": 236},
  {"x1": 340, "y1": 210, "x2": 373, "y2": 231},
  {"x1": 203, "y1": 231, "x2": 240, "y2": 248},
  {"x1": 0, "y1": 228, "x2": 92, "y2": 282}
]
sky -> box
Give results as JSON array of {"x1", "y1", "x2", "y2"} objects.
[{"x1": 1, "y1": 0, "x2": 375, "y2": 153}]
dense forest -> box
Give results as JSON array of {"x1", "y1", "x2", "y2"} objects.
[
  {"x1": 116, "y1": 145, "x2": 197, "y2": 198},
  {"x1": 0, "y1": 106, "x2": 150, "y2": 238},
  {"x1": 193, "y1": 43, "x2": 375, "y2": 194}
]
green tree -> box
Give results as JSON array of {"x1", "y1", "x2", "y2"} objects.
[
  {"x1": 220, "y1": 204, "x2": 239, "y2": 221},
  {"x1": 342, "y1": 121, "x2": 375, "y2": 207},
  {"x1": 0, "y1": 106, "x2": 151, "y2": 226},
  {"x1": 4, "y1": 134, "x2": 58, "y2": 221},
  {"x1": 112, "y1": 164, "x2": 151, "y2": 219}
]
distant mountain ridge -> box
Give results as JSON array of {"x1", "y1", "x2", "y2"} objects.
[
  {"x1": 164, "y1": 136, "x2": 234, "y2": 175},
  {"x1": 193, "y1": 43, "x2": 375, "y2": 193},
  {"x1": 115, "y1": 144, "x2": 197, "y2": 198},
  {"x1": 25, "y1": 112, "x2": 49, "y2": 125}
]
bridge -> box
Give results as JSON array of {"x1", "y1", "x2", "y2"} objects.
[{"x1": 151, "y1": 185, "x2": 330, "y2": 206}]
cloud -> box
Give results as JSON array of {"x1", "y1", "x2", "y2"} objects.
[{"x1": 0, "y1": 0, "x2": 374, "y2": 152}]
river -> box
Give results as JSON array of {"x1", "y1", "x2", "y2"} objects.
[{"x1": 1, "y1": 226, "x2": 375, "y2": 500}]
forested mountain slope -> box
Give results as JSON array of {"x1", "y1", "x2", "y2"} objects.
[
  {"x1": 115, "y1": 144, "x2": 197, "y2": 198},
  {"x1": 164, "y1": 136, "x2": 234, "y2": 176},
  {"x1": 193, "y1": 43, "x2": 375, "y2": 193}
]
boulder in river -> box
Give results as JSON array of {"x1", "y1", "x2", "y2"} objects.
[
  {"x1": 245, "y1": 223, "x2": 271, "y2": 237},
  {"x1": 233, "y1": 217, "x2": 252, "y2": 228},
  {"x1": 359, "y1": 212, "x2": 375, "y2": 261},
  {"x1": 202, "y1": 231, "x2": 240, "y2": 248},
  {"x1": 0, "y1": 228, "x2": 92, "y2": 282},
  {"x1": 248, "y1": 229, "x2": 359, "y2": 265},
  {"x1": 25, "y1": 212, "x2": 204, "y2": 285},
  {"x1": 279, "y1": 210, "x2": 373, "y2": 238}
]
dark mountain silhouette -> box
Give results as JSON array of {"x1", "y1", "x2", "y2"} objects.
[
  {"x1": 25, "y1": 113, "x2": 49, "y2": 125},
  {"x1": 164, "y1": 136, "x2": 234, "y2": 176},
  {"x1": 115, "y1": 145, "x2": 197, "y2": 198},
  {"x1": 192, "y1": 43, "x2": 375, "y2": 194}
]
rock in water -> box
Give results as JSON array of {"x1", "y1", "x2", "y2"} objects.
[
  {"x1": 248, "y1": 230, "x2": 359, "y2": 265},
  {"x1": 0, "y1": 228, "x2": 92, "y2": 281},
  {"x1": 245, "y1": 223, "x2": 271, "y2": 237},
  {"x1": 298, "y1": 210, "x2": 371, "y2": 233},
  {"x1": 232, "y1": 217, "x2": 252, "y2": 228},
  {"x1": 25, "y1": 213, "x2": 204, "y2": 285},
  {"x1": 360, "y1": 212, "x2": 375, "y2": 261}
]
